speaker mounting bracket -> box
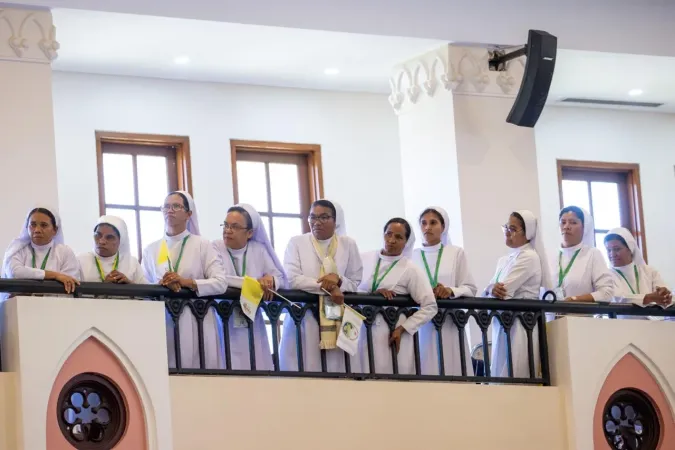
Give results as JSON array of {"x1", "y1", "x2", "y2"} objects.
[{"x1": 489, "y1": 46, "x2": 527, "y2": 72}]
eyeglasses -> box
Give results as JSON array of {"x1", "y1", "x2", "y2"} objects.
[
  {"x1": 501, "y1": 224, "x2": 523, "y2": 235},
  {"x1": 221, "y1": 222, "x2": 250, "y2": 232},
  {"x1": 308, "y1": 214, "x2": 334, "y2": 224},
  {"x1": 161, "y1": 203, "x2": 186, "y2": 212}
]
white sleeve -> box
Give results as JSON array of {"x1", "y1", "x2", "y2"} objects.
[
  {"x1": 339, "y1": 239, "x2": 363, "y2": 293},
  {"x1": 7, "y1": 249, "x2": 45, "y2": 280},
  {"x1": 590, "y1": 249, "x2": 614, "y2": 302},
  {"x1": 449, "y1": 248, "x2": 477, "y2": 298},
  {"x1": 60, "y1": 246, "x2": 81, "y2": 281},
  {"x1": 260, "y1": 247, "x2": 285, "y2": 290},
  {"x1": 195, "y1": 241, "x2": 228, "y2": 297},
  {"x1": 283, "y1": 238, "x2": 322, "y2": 294},
  {"x1": 131, "y1": 260, "x2": 148, "y2": 284},
  {"x1": 401, "y1": 265, "x2": 438, "y2": 335},
  {"x1": 617, "y1": 266, "x2": 669, "y2": 306},
  {"x1": 501, "y1": 253, "x2": 539, "y2": 300},
  {"x1": 141, "y1": 247, "x2": 157, "y2": 283}
]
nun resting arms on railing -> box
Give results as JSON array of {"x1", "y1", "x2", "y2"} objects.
[
  {"x1": 279, "y1": 199, "x2": 363, "y2": 373},
  {"x1": 142, "y1": 191, "x2": 228, "y2": 370},
  {"x1": 78, "y1": 215, "x2": 147, "y2": 284},
  {"x1": 2, "y1": 206, "x2": 80, "y2": 294},
  {"x1": 357, "y1": 218, "x2": 438, "y2": 375},
  {"x1": 213, "y1": 203, "x2": 287, "y2": 371}
]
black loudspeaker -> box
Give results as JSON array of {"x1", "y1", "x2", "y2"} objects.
[{"x1": 506, "y1": 30, "x2": 557, "y2": 128}]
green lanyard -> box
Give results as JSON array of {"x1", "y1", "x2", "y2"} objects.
[
  {"x1": 167, "y1": 236, "x2": 190, "y2": 273},
  {"x1": 615, "y1": 265, "x2": 640, "y2": 295},
  {"x1": 495, "y1": 267, "x2": 504, "y2": 283},
  {"x1": 371, "y1": 258, "x2": 400, "y2": 292},
  {"x1": 421, "y1": 244, "x2": 444, "y2": 287},
  {"x1": 31, "y1": 247, "x2": 52, "y2": 270},
  {"x1": 558, "y1": 249, "x2": 581, "y2": 287},
  {"x1": 227, "y1": 247, "x2": 248, "y2": 277},
  {"x1": 94, "y1": 253, "x2": 119, "y2": 282}
]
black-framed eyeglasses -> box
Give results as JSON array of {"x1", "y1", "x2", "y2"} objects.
[
  {"x1": 308, "y1": 214, "x2": 334, "y2": 224},
  {"x1": 221, "y1": 222, "x2": 250, "y2": 232},
  {"x1": 161, "y1": 203, "x2": 186, "y2": 212}
]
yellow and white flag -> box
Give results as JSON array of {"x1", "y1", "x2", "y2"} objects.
[
  {"x1": 240, "y1": 276, "x2": 264, "y2": 322},
  {"x1": 337, "y1": 305, "x2": 365, "y2": 356},
  {"x1": 157, "y1": 240, "x2": 170, "y2": 268}
]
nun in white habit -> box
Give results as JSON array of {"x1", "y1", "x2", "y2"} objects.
[
  {"x1": 357, "y1": 218, "x2": 438, "y2": 375},
  {"x1": 556, "y1": 206, "x2": 614, "y2": 302},
  {"x1": 280, "y1": 199, "x2": 363, "y2": 373},
  {"x1": 414, "y1": 206, "x2": 476, "y2": 376},
  {"x1": 485, "y1": 210, "x2": 552, "y2": 378},
  {"x1": 78, "y1": 215, "x2": 147, "y2": 284},
  {"x1": 604, "y1": 227, "x2": 672, "y2": 318},
  {"x1": 214, "y1": 203, "x2": 287, "y2": 370},
  {"x1": 2, "y1": 206, "x2": 80, "y2": 294},
  {"x1": 142, "y1": 191, "x2": 228, "y2": 369}
]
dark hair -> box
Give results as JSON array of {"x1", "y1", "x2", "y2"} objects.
[
  {"x1": 168, "y1": 191, "x2": 190, "y2": 212},
  {"x1": 227, "y1": 206, "x2": 253, "y2": 230},
  {"x1": 604, "y1": 233, "x2": 628, "y2": 248},
  {"x1": 27, "y1": 207, "x2": 57, "y2": 229},
  {"x1": 511, "y1": 212, "x2": 526, "y2": 235},
  {"x1": 559, "y1": 206, "x2": 585, "y2": 226},
  {"x1": 94, "y1": 223, "x2": 121, "y2": 238},
  {"x1": 419, "y1": 208, "x2": 445, "y2": 228},
  {"x1": 384, "y1": 217, "x2": 411, "y2": 240},
  {"x1": 311, "y1": 200, "x2": 336, "y2": 220}
]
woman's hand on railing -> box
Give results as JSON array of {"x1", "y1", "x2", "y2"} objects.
[
  {"x1": 433, "y1": 284, "x2": 454, "y2": 299},
  {"x1": 47, "y1": 272, "x2": 80, "y2": 294},
  {"x1": 389, "y1": 326, "x2": 405, "y2": 354},
  {"x1": 645, "y1": 289, "x2": 672, "y2": 306},
  {"x1": 329, "y1": 286, "x2": 344, "y2": 305},
  {"x1": 104, "y1": 270, "x2": 130, "y2": 284},
  {"x1": 258, "y1": 275, "x2": 275, "y2": 301},
  {"x1": 160, "y1": 272, "x2": 197, "y2": 293},
  {"x1": 317, "y1": 273, "x2": 340, "y2": 292},
  {"x1": 492, "y1": 283, "x2": 507, "y2": 299},
  {"x1": 376, "y1": 289, "x2": 397, "y2": 301}
]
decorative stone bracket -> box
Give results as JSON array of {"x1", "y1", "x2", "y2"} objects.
[
  {"x1": 389, "y1": 44, "x2": 525, "y2": 113},
  {"x1": 0, "y1": 7, "x2": 59, "y2": 63}
]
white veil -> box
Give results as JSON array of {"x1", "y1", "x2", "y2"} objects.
[
  {"x1": 2, "y1": 206, "x2": 64, "y2": 278},
  {"x1": 517, "y1": 210, "x2": 554, "y2": 291},
  {"x1": 419, "y1": 206, "x2": 451, "y2": 246},
  {"x1": 606, "y1": 227, "x2": 645, "y2": 266},
  {"x1": 172, "y1": 190, "x2": 200, "y2": 236},
  {"x1": 94, "y1": 215, "x2": 137, "y2": 275}
]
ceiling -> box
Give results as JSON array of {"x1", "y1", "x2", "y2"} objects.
[
  {"x1": 12, "y1": 0, "x2": 675, "y2": 57},
  {"x1": 50, "y1": 9, "x2": 675, "y2": 113}
]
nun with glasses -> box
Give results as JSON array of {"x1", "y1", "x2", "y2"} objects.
[
  {"x1": 413, "y1": 206, "x2": 476, "y2": 376},
  {"x1": 214, "y1": 203, "x2": 287, "y2": 370},
  {"x1": 484, "y1": 210, "x2": 552, "y2": 378},
  {"x1": 604, "y1": 227, "x2": 671, "y2": 315},
  {"x1": 555, "y1": 206, "x2": 614, "y2": 302},
  {"x1": 357, "y1": 217, "x2": 438, "y2": 375},
  {"x1": 2, "y1": 206, "x2": 80, "y2": 294},
  {"x1": 78, "y1": 215, "x2": 147, "y2": 284},
  {"x1": 280, "y1": 199, "x2": 363, "y2": 373},
  {"x1": 142, "y1": 191, "x2": 228, "y2": 369}
]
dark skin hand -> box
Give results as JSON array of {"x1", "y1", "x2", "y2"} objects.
[
  {"x1": 161, "y1": 272, "x2": 197, "y2": 293},
  {"x1": 433, "y1": 283, "x2": 454, "y2": 299},
  {"x1": 104, "y1": 270, "x2": 130, "y2": 284},
  {"x1": 389, "y1": 326, "x2": 405, "y2": 354},
  {"x1": 491, "y1": 282, "x2": 508, "y2": 299},
  {"x1": 376, "y1": 288, "x2": 397, "y2": 301}
]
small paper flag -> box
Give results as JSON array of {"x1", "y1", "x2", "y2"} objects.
[
  {"x1": 157, "y1": 240, "x2": 169, "y2": 266},
  {"x1": 240, "y1": 275, "x2": 264, "y2": 322},
  {"x1": 337, "y1": 305, "x2": 365, "y2": 356}
]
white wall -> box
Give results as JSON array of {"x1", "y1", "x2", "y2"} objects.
[
  {"x1": 535, "y1": 106, "x2": 675, "y2": 287},
  {"x1": 52, "y1": 72, "x2": 403, "y2": 255}
]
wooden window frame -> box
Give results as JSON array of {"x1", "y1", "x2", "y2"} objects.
[
  {"x1": 556, "y1": 159, "x2": 647, "y2": 261},
  {"x1": 95, "y1": 131, "x2": 193, "y2": 257},
  {"x1": 230, "y1": 139, "x2": 324, "y2": 237}
]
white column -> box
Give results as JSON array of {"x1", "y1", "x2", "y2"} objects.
[
  {"x1": 391, "y1": 45, "x2": 543, "y2": 347},
  {"x1": 0, "y1": 6, "x2": 60, "y2": 252}
]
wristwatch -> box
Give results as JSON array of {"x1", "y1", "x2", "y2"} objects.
[{"x1": 570, "y1": 296, "x2": 578, "y2": 302}]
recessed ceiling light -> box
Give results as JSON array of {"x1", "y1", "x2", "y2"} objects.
[
  {"x1": 628, "y1": 89, "x2": 643, "y2": 96},
  {"x1": 324, "y1": 68, "x2": 340, "y2": 75},
  {"x1": 174, "y1": 56, "x2": 190, "y2": 65}
]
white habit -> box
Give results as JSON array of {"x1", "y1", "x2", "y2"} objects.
[
  {"x1": 413, "y1": 243, "x2": 476, "y2": 376},
  {"x1": 143, "y1": 229, "x2": 228, "y2": 369},
  {"x1": 214, "y1": 239, "x2": 284, "y2": 370},
  {"x1": 357, "y1": 250, "x2": 438, "y2": 375},
  {"x1": 280, "y1": 233, "x2": 363, "y2": 372},
  {"x1": 556, "y1": 243, "x2": 614, "y2": 301}
]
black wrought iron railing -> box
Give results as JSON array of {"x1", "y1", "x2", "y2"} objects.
[{"x1": 1, "y1": 279, "x2": 674, "y2": 386}]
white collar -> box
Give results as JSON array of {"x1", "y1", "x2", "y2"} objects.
[
  {"x1": 379, "y1": 250, "x2": 404, "y2": 263},
  {"x1": 421, "y1": 242, "x2": 442, "y2": 252},
  {"x1": 613, "y1": 262, "x2": 635, "y2": 272},
  {"x1": 560, "y1": 242, "x2": 584, "y2": 255},
  {"x1": 94, "y1": 252, "x2": 118, "y2": 263},
  {"x1": 227, "y1": 243, "x2": 248, "y2": 256},
  {"x1": 508, "y1": 242, "x2": 531, "y2": 255},
  {"x1": 30, "y1": 240, "x2": 54, "y2": 252},
  {"x1": 165, "y1": 228, "x2": 190, "y2": 243},
  {"x1": 316, "y1": 236, "x2": 333, "y2": 245}
]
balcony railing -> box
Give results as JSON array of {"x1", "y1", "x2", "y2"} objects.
[{"x1": 1, "y1": 279, "x2": 673, "y2": 386}]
